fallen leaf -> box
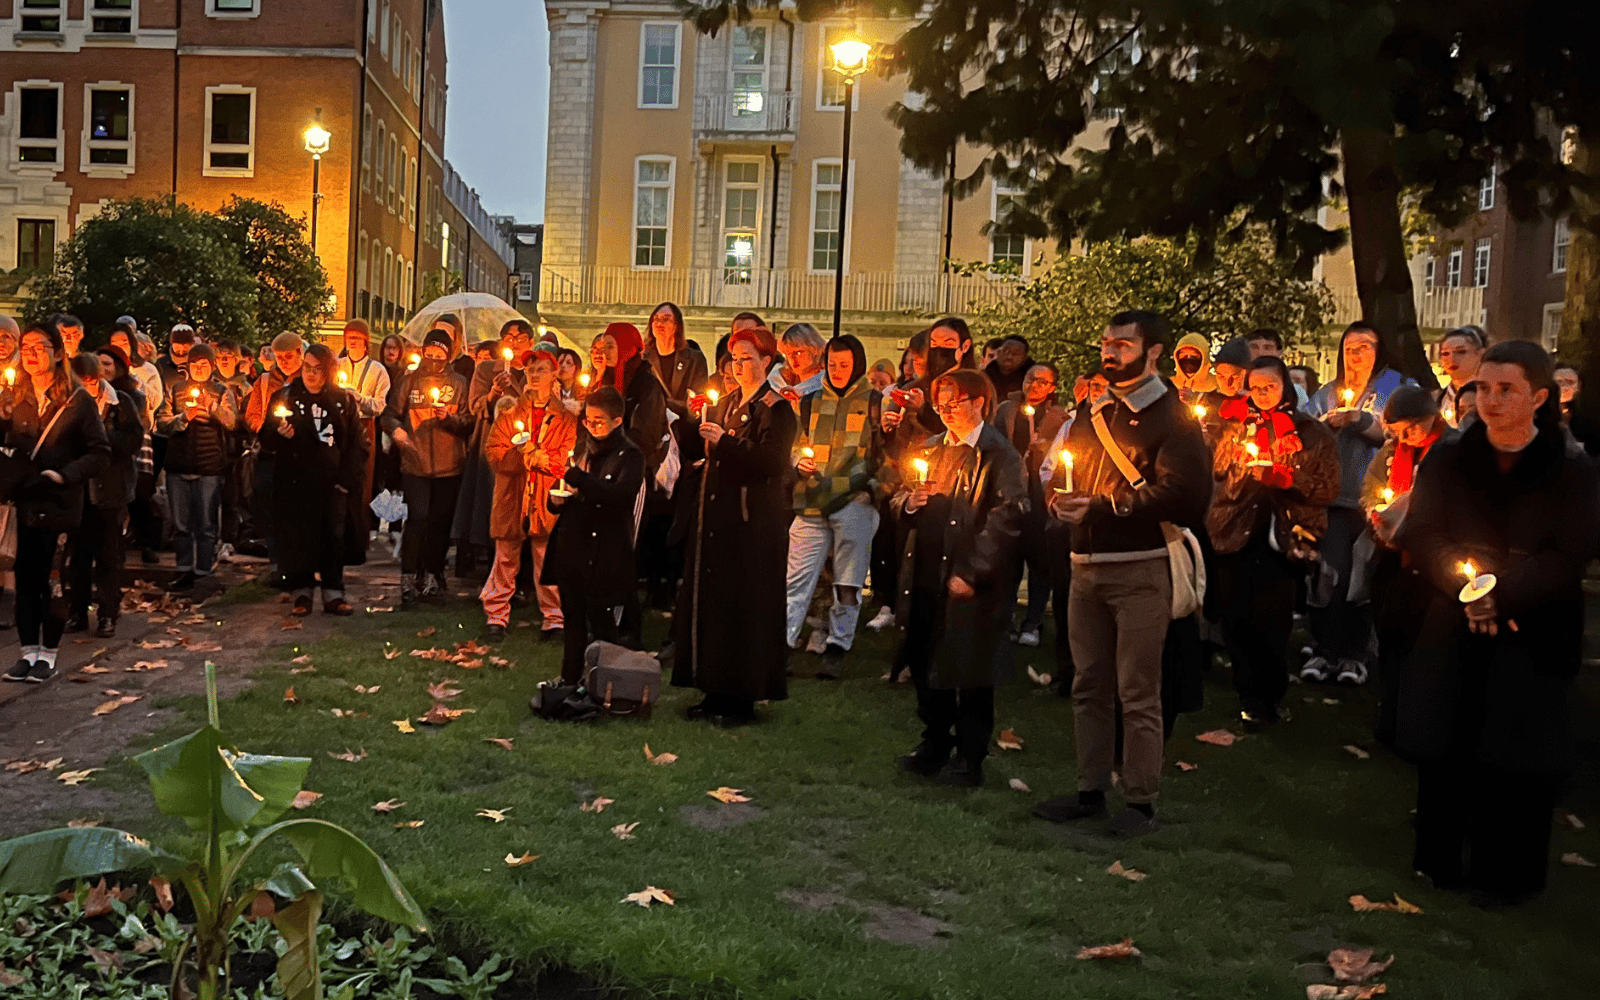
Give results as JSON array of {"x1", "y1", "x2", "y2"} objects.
[
  {"x1": 1106, "y1": 860, "x2": 1147, "y2": 882},
  {"x1": 395, "y1": 820, "x2": 425, "y2": 828},
  {"x1": 1307, "y1": 986, "x2": 1388, "y2": 1000},
  {"x1": 291, "y1": 790, "x2": 322, "y2": 810},
  {"x1": 1561, "y1": 852, "x2": 1596, "y2": 867},
  {"x1": 67, "y1": 818, "x2": 101, "y2": 828},
  {"x1": 489, "y1": 656, "x2": 511, "y2": 668},
  {"x1": 291, "y1": 654, "x2": 314, "y2": 665},
  {"x1": 383, "y1": 648, "x2": 402, "y2": 660},
  {"x1": 1328, "y1": 948, "x2": 1394, "y2": 984},
  {"x1": 621, "y1": 886, "x2": 675, "y2": 908},
  {"x1": 82, "y1": 878, "x2": 118, "y2": 918},
  {"x1": 706, "y1": 787, "x2": 750, "y2": 804},
  {"x1": 57, "y1": 769, "x2": 101, "y2": 786},
  {"x1": 418, "y1": 702, "x2": 475, "y2": 725},
  {"x1": 280, "y1": 618, "x2": 303, "y2": 630},
  {"x1": 1348, "y1": 893, "x2": 1423, "y2": 914},
  {"x1": 79, "y1": 664, "x2": 111, "y2": 674},
  {"x1": 87, "y1": 946, "x2": 123, "y2": 973},
  {"x1": 186, "y1": 641, "x2": 223, "y2": 652},
  {"x1": 427, "y1": 680, "x2": 464, "y2": 701},
  {"x1": 1075, "y1": 937, "x2": 1140, "y2": 960},
  {"x1": 372, "y1": 799, "x2": 407, "y2": 813},
  {"x1": 327, "y1": 748, "x2": 368, "y2": 763},
  {"x1": 92, "y1": 695, "x2": 141, "y2": 717},
  {"x1": 484, "y1": 738, "x2": 515, "y2": 750},
  {"x1": 368, "y1": 606, "x2": 397, "y2": 613},
  {"x1": 504, "y1": 851, "x2": 540, "y2": 867},
  {"x1": 580, "y1": 797, "x2": 615, "y2": 813},
  {"x1": 0, "y1": 963, "x2": 27, "y2": 987},
  {"x1": 1175, "y1": 760, "x2": 1199, "y2": 771},
  {"x1": 417, "y1": 626, "x2": 438, "y2": 638},
  {"x1": 476, "y1": 807, "x2": 511, "y2": 823},
  {"x1": 644, "y1": 744, "x2": 678, "y2": 766},
  {"x1": 612, "y1": 821, "x2": 639, "y2": 840},
  {"x1": 137, "y1": 638, "x2": 176, "y2": 649},
  {"x1": 149, "y1": 876, "x2": 174, "y2": 913},
  {"x1": 127, "y1": 659, "x2": 170, "y2": 672},
  {"x1": 1008, "y1": 778, "x2": 1031, "y2": 792},
  {"x1": 1559, "y1": 810, "x2": 1585, "y2": 831},
  {"x1": 456, "y1": 658, "x2": 484, "y2": 669},
  {"x1": 283, "y1": 686, "x2": 299, "y2": 705},
  {"x1": 392, "y1": 719, "x2": 415, "y2": 733},
  {"x1": 456, "y1": 639, "x2": 491, "y2": 655},
  {"x1": 353, "y1": 684, "x2": 381, "y2": 694},
  {"x1": 1196, "y1": 729, "x2": 1237, "y2": 747},
  {"x1": 1344, "y1": 745, "x2": 1371, "y2": 760},
  {"x1": 996, "y1": 728, "x2": 1024, "y2": 751},
  {"x1": 1026, "y1": 665, "x2": 1053, "y2": 686},
  {"x1": 87, "y1": 647, "x2": 109, "y2": 659},
  {"x1": 329, "y1": 708, "x2": 358, "y2": 718}
]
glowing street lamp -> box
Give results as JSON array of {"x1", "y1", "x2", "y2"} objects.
[
  {"x1": 303, "y1": 109, "x2": 332, "y2": 250},
  {"x1": 827, "y1": 37, "x2": 871, "y2": 340}
]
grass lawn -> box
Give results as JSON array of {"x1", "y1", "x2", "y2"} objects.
[{"x1": 107, "y1": 602, "x2": 1600, "y2": 1000}]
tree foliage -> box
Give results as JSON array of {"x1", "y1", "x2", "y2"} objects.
[
  {"x1": 964, "y1": 232, "x2": 1332, "y2": 378},
  {"x1": 28, "y1": 196, "x2": 330, "y2": 345}
]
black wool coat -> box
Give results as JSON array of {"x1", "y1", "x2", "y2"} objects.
[
  {"x1": 1393, "y1": 420, "x2": 1600, "y2": 776},
  {"x1": 542, "y1": 428, "x2": 646, "y2": 609},
  {"x1": 671, "y1": 381, "x2": 797, "y2": 702},
  {"x1": 258, "y1": 382, "x2": 370, "y2": 571},
  {"x1": 2, "y1": 384, "x2": 111, "y2": 530}
]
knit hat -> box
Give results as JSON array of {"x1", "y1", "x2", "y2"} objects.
[
  {"x1": 271, "y1": 332, "x2": 304, "y2": 353},
  {"x1": 1383, "y1": 384, "x2": 1439, "y2": 423},
  {"x1": 343, "y1": 319, "x2": 371, "y2": 341},
  {"x1": 1213, "y1": 337, "x2": 1253, "y2": 369},
  {"x1": 423, "y1": 328, "x2": 455, "y2": 354}
]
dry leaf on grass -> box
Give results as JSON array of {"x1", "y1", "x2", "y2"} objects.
[
  {"x1": 392, "y1": 719, "x2": 415, "y2": 733},
  {"x1": 427, "y1": 681, "x2": 464, "y2": 701},
  {"x1": 395, "y1": 820, "x2": 425, "y2": 829},
  {"x1": 329, "y1": 708, "x2": 365, "y2": 719},
  {"x1": 476, "y1": 807, "x2": 511, "y2": 823},
  {"x1": 383, "y1": 648, "x2": 402, "y2": 660},
  {"x1": 489, "y1": 656, "x2": 511, "y2": 668},
  {"x1": 612, "y1": 822, "x2": 639, "y2": 840},
  {"x1": 187, "y1": 641, "x2": 223, "y2": 652},
  {"x1": 1026, "y1": 665, "x2": 1053, "y2": 686},
  {"x1": 290, "y1": 654, "x2": 314, "y2": 665},
  {"x1": 1075, "y1": 937, "x2": 1140, "y2": 960},
  {"x1": 137, "y1": 639, "x2": 176, "y2": 649},
  {"x1": 484, "y1": 738, "x2": 515, "y2": 751},
  {"x1": 1175, "y1": 760, "x2": 1199, "y2": 771},
  {"x1": 79, "y1": 664, "x2": 111, "y2": 675},
  {"x1": 67, "y1": 818, "x2": 100, "y2": 828},
  {"x1": 620, "y1": 886, "x2": 675, "y2": 908},
  {"x1": 353, "y1": 684, "x2": 380, "y2": 694},
  {"x1": 1008, "y1": 778, "x2": 1031, "y2": 793},
  {"x1": 127, "y1": 659, "x2": 170, "y2": 672},
  {"x1": 456, "y1": 658, "x2": 484, "y2": 670},
  {"x1": 1348, "y1": 893, "x2": 1423, "y2": 914},
  {"x1": 995, "y1": 728, "x2": 1024, "y2": 751},
  {"x1": 291, "y1": 791, "x2": 322, "y2": 810},
  {"x1": 283, "y1": 686, "x2": 299, "y2": 705},
  {"x1": 327, "y1": 748, "x2": 368, "y2": 763},
  {"x1": 706, "y1": 787, "x2": 750, "y2": 804},
  {"x1": 1559, "y1": 810, "x2": 1585, "y2": 830},
  {"x1": 0, "y1": 963, "x2": 28, "y2": 987},
  {"x1": 418, "y1": 702, "x2": 475, "y2": 725},
  {"x1": 82, "y1": 878, "x2": 135, "y2": 918},
  {"x1": 57, "y1": 769, "x2": 101, "y2": 786},
  {"x1": 456, "y1": 639, "x2": 491, "y2": 655},
  {"x1": 372, "y1": 799, "x2": 406, "y2": 813},
  {"x1": 149, "y1": 876, "x2": 174, "y2": 913},
  {"x1": 1561, "y1": 852, "x2": 1595, "y2": 867},
  {"x1": 580, "y1": 797, "x2": 615, "y2": 814},
  {"x1": 1106, "y1": 860, "x2": 1147, "y2": 882},
  {"x1": 289, "y1": 663, "x2": 317, "y2": 675},
  {"x1": 1307, "y1": 986, "x2": 1387, "y2": 1000},
  {"x1": 417, "y1": 626, "x2": 437, "y2": 637},
  {"x1": 1344, "y1": 745, "x2": 1371, "y2": 760},
  {"x1": 1196, "y1": 729, "x2": 1237, "y2": 747},
  {"x1": 1327, "y1": 948, "x2": 1394, "y2": 984},
  {"x1": 3, "y1": 757, "x2": 63, "y2": 775},
  {"x1": 279, "y1": 618, "x2": 303, "y2": 631},
  {"x1": 92, "y1": 695, "x2": 141, "y2": 717},
  {"x1": 368, "y1": 606, "x2": 397, "y2": 613},
  {"x1": 644, "y1": 744, "x2": 677, "y2": 765},
  {"x1": 504, "y1": 852, "x2": 540, "y2": 867}
]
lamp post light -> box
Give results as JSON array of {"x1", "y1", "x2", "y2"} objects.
[
  {"x1": 828, "y1": 38, "x2": 871, "y2": 340},
  {"x1": 303, "y1": 109, "x2": 332, "y2": 250}
]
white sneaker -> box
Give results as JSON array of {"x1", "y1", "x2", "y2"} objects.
[
  {"x1": 1300, "y1": 655, "x2": 1332, "y2": 682},
  {"x1": 1016, "y1": 628, "x2": 1040, "y2": 647},
  {"x1": 805, "y1": 630, "x2": 829, "y2": 654},
  {"x1": 1336, "y1": 659, "x2": 1369, "y2": 685},
  {"x1": 866, "y1": 607, "x2": 895, "y2": 630},
  {"x1": 215, "y1": 543, "x2": 234, "y2": 563}
]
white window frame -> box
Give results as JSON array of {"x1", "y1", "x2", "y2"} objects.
[
  {"x1": 357, "y1": 231, "x2": 369, "y2": 292},
  {"x1": 404, "y1": 262, "x2": 414, "y2": 313},
  {"x1": 12, "y1": 80, "x2": 65, "y2": 173},
  {"x1": 373, "y1": 118, "x2": 386, "y2": 193},
  {"x1": 1478, "y1": 164, "x2": 1496, "y2": 211},
  {"x1": 207, "y1": 0, "x2": 260, "y2": 19},
  {"x1": 402, "y1": 33, "x2": 414, "y2": 86},
  {"x1": 379, "y1": 2, "x2": 391, "y2": 57},
  {"x1": 1542, "y1": 303, "x2": 1564, "y2": 352},
  {"x1": 360, "y1": 105, "x2": 372, "y2": 192},
  {"x1": 387, "y1": 135, "x2": 399, "y2": 212},
  {"x1": 81, "y1": 82, "x2": 135, "y2": 178},
  {"x1": 808, "y1": 158, "x2": 854, "y2": 275},
  {"x1": 638, "y1": 22, "x2": 682, "y2": 109},
  {"x1": 1446, "y1": 247, "x2": 1463, "y2": 288},
  {"x1": 88, "y1": 0, "x2": 138, "y2": 35},
  {"x1": 407, "y1": 156, "x2": 418, "y2": 230},
  {"x1": 1423, "y1": 257, "x2": 1435, "y2": 290},
  {"x1": 367, "y1": 0, "x2": 377, "y2": 40},
  {"x1": 391, "y1": 16, "x2": 403, "y2": 74},
  {"x1": 816, "y1": 24, "x2": 861, "y2": 112},
  {"x1": 988, "y1": 182, "x2": 1031, "y2": 275},
  {"x1": 1554, "y1": 216, "x2": 1571, "y2": 274},
  {"x1": 410, "y1": 48, "x2": 422, "y2": 101},
  {"x1": 720, "y1": 156, "x2": 765, "y2": 282},
  {"x1": 518, "y1": 272, "x2": 535, "y2": 300},
  {"x1": 19, "y1": 0, "x2": 64, "y2": 33},
  {"x1": 1472, "y1": 237, "x2": 1491, "y2": 288},
  {"x1": 632, "y1": 155, "x2": 676, "y2": 270},
  {"x1": 203, "y1": 85, "x2": 256, "y2": 177}
]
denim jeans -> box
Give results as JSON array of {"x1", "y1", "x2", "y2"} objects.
[
  {"x1": 784, "y1": 498, "x2": 880, "y2": 651},
  {"x1": 169, "y1": 474, "x2": 223, "y2": 575}
]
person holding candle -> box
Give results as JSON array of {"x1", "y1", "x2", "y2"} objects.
[
  {"x1": 1434, "y1": 326, "x2": 1485, "y2": 428},
  {"x1": 480, "y1": 348, "x2": 576, "y2": 643},
  {"x1": 157, "y1": 324, "x2": 197, "y2": 394},
  {"x1": 982, "y1": 336, "x2": 1036, "y2": 401},
  {"x1": 381, "y1": 329, "x2": 474, "y2": 608},
  {"x1": 1194, "y1": 337, "x2": 1254, "y2": 445},
  {"x1": 890, "y1": 368, "x2": 1027, "y2": 786},
  {"x1": 1206, "y1": 357, "x2": 1339, "y2": 729},
  {"x1": 0, "y1": 322, "x2": 110, "y2": 683},
  {"x1": 1170, "y1": 333, "x2": 1217, "y2": 404},
  {"x1": 640, "y1": 302, "x2": 708, "y2": 615},
  {"x1": 453, "y1": 320, "x2": 539, "y2": 582},
  {"x1": 1393, "y1": 339, "x2": 1599, "y2": 904},
  {"x1": 671, "y1": 327, "x2": 796, "y2": 728},
  {"x1": 243, "y1": 332, "x2": 304, "y2": 586},
  {"x1": 155, "y1": 344, "x2": 237, "y2": 593},
  {"x1": 64, "y1": 351, "x2": 144, "y2": 638},
  {"x1": 1300, "y1": 321, "x2": 1412, "y2": 686},
  {"x1": 990, "y1": 362, "x2": 1067, "y2": 647},
  {"x1": 258, "y1": 343, "x2": 368, "y2": 616}
]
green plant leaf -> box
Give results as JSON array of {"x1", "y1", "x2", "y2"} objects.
[
  {"x1": 271, "y1": 889, "x2": 323, "y2": 1000},
  {"x1": 0, "y1": 828, "x2": 179, "y2": 894},
  {"x1": 134, "y1": 726, "x2": 310, "y2": 832},
  {"x1": 262, "y1": 863, "x2": 317, "y2": 901},
  {"x1": 247, "y1": 820, "x2": 426, "y2": 930}
]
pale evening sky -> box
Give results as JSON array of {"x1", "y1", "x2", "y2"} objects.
[{"x1": 443, "y1": 0, "x2": 550, "y2": 223}]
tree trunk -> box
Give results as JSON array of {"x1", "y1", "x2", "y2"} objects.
[
  {"x1": 1341, "y1": 127, "x2": 1436, "y2": 386},
  {"x1": 1560, "y1": 129, "x2": 1600, "y2": 399}
]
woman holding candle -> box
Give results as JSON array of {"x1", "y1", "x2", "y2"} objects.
[
  {"x1": 1206, "y1": 357, "x2": 1340, "y2": 729},
  {"x1": 671, "y1": 327, "x2": 796, "y2": 727},
  {"x1": 1394, "y1": 340, "x2": 1599, "y2": 904},
  {"x1": 155, "y1": 344, "x2": 238, "y2": 593},
  {"x1": 452, "y1": 320, "x2": 538, "y2": 581}
]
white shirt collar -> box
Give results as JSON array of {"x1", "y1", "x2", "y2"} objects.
[{"x1": 944, "y1": 422, "x2": 983, "y2": 449}]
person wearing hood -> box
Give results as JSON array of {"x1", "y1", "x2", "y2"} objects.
[
  {"x1": 1171, "y1": 333, "x2": 1217, "y2": 403},
  {"x1": 1301, "y1": 321, "x2": 1413, "y2": 686},
  {"x1": 244, "y1": 332, "x2": 304, "y2": 584},
  {"x1": 786, "y1": 334, "x2": 888, "y2": 677},
  {"x1": 156, "y1": 343, "x2": 239, "y2": 593},
  {"x1": 991, "y1": 362, "x2": 1068, "y2": 647},
  {"x1": 983, "y1": 335, "x2": 1035, "y2": 401},
  {"x1": 381, "y1": 328, "x2": 475, "y2": 608},
  {"x1": 1206, "y1": 356, "x2": 1340, "y2": 730},
  {"x1": 590, "y1": 321, "x2": 669, "y2": 480},
  {"x1": 65, "y1": 351, "x2": 144, "y2": 637},
  {"x1": 1195, "y1": 336, "x2": 1254, "y2": 444}
]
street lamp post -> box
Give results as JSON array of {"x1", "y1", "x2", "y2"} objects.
[
  {"x1": 828, "y1": 39, "x2": 871, "y2": 340},
  {"x1": 303, "y1": 109, "x2": 332, "y2": 250}
]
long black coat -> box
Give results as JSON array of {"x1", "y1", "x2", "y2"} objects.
[
  {"x1": 542, "y1": 428, "x2": 646, "y2": 608},
  {"x1": 259, "y1": 382, "x2": 369, "y2": 572},
  {"x1": 1393, "y1": 421, "x2": 1600, "y2": 776},
  {"x1": 892, "y1": 424, "x2": 1028, "y2": 689},
  {"x1": 2, "y1": 383, "x2": 111, "y2": 530},
  {"x1": 671, "y1": 382, "x2": 796, "y2": 701}
]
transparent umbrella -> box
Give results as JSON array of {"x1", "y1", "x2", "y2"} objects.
[{"x1": 399, "y1": 293, "x2": 578, "y2": 354}]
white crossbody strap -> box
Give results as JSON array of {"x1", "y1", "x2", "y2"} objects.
[{"x1": 1088, "y1": 408, "x2": 1147, "y2": 491}]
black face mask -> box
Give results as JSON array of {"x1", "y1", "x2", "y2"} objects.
[
  {"x1": 1176, "y1": 354, "x2": 1202, "y2": 376},
  {"x1": 927, "y1": 347, "x2": 959, "y2": 379},
  {"x1": 416, "y1": 357, "x2": 448, "y2": 377}
]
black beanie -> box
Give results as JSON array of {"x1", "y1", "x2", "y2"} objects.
[
  {"x1": 1383, "y1": 384, "x2": 1438, "y2": 423},
  {"x1": 1213, "y1": 337, "x2": 1253, "y2": 369},
  {"x1": 423, "y1": 328, "x2": 454, "y2": 354}
]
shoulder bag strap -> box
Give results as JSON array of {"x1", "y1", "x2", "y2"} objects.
[
  {"x1": 1088, "y1": 408, "x2": 1147, "y2": 491},
  {"x1": 31, "y1": 390, "x2": 79, "y2": 462}
]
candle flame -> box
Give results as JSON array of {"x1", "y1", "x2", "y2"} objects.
[
  {"x1": 273, "y1": 405, "x2": 290, "y2": 418},
  {"x1": 190, "y1": 387, "x2": 200, "y2": 398},
  {"x1": 912, "y1": 458, "x2": 929, "y2": 478},
  {"x1": 515, "y1": 420, "x2": 525, "y2": 432},
  {"x1": 1460, "y1": 560, "x2": 1477, "y2": 580},
  {"x1": 1382, "y1": 487, "x2": 1395, "y2": 503},
  {"x1": 1192, "y1": 403, "x2": 1207, "y2": 418},
  {"x1": 705, "y1": 388, "x2": 718, "y2": 404},
  {"x1": 1060, "y1": 449, "x2": 1073, "y2": 468},
  {"x1": 1023, "y1": 405, "x2": 1035, "y2": 416},
  {"x1": 579, "y1": 373, "x2": 592, "y2": 387},
  {"x1": 502, "y1": 348, "x2": 514, "y2": 360},
  {"x1": 801, "y1": 446, "x2": 815, "y2": 459},
  {"x1": 337, "y1": 370, "x2": 348, "y2": 384},
  {"x1": 1342, "y1": 388, "x2": 1356, "y2": 405},
  {"x1": 1443, "y1": 407, "x2": 1455, "y2": 423},
  {"x1": 429, "y1": 386, "x2": 441, "y2": 402},
  {"x1": 4, "y1": 367, "x2": 15, "y2": 385},
  {"x1": 1246, "y1": 441, "x2": 1260, "y2": 458}
]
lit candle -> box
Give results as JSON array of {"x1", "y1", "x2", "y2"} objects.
[
  {"x1": 502, "y1": 347, "x2": 514, "y2": 371},
  {"x1": 429, "y1": 386, "x2": 442, "y2": 404},
  {"x1": 511, "y1": 418, "x2": 530, "y2": 446},
  {"x1": 1457, "y1": 559, "x2": 1498, "y2": 603},
  {"x1": 186, "y1": 386, "x2": 200, "y2": 408},
  {"x1": 801, "y1": 446, "x2": 815, "y2": 459},
  {"x1": 912, "y1": 457, "x2": 929, "y2": 483},
  {"x1": 1192, "y1": 403, "x2": 1207, "y2": 419},
  {"x1": 1382, "y1": 487, "x2": 1395, "y2": 504},
  {"x1": 1245, "y1": 441, "x2": 1260, "y2": 460},
  {"x1": 1341, "y1": 387, "x2": 1356, "y2": 409},
  {"x1": 273, "y1": 404, "x2": 291, "y2": 419},
  {"x1": 3, "y1": 367, "x2": 14, "y2": 386},
  {"x1": 1023, "y1": 405, "x2": 1036, "y2": 417},
  {"x1": 408, "y1": 353, "x2": 421, "y2": 371},
  {"x1": 1058, "y1": 450, "x2": 1074, "y2": 494},
  {"x1": 579, "y1": 373, "x2": 592, "y2": 388},
  {"x1": 337, "y1": 370, "x2": 348, "y2": 385},
  {"x1": 1443, "y1": 406, "x2": 1455, "y2": 424},
  {"x1": 704, "y1": 388, "x2": 718, "y2": 405},
  {"x1": 515, "y1": 420, "x2": 526, "y2": 432}
]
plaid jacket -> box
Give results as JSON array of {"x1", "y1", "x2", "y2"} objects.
[{"x1": 792, "y1": 378, "x2": 885, "y2": 516}]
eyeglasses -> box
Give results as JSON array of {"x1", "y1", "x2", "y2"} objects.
[
  {"x1": 932, "y1": 396, "x2": 977, "y2": 414},
  {"x1": 1025, "y1": 376, "x2": 1057, "y2": 388},
  {"x1": 582, "y1": 417, "x2": 614, "y2": 429}
]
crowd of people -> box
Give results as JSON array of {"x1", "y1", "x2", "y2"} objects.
[{"x1": 0, "y1": 304, "x2": 1591, "y2": 906}]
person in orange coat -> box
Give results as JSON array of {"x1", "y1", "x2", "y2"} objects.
[{"x1": 479, "y1": 347, "x2": 576, "y2": 642}]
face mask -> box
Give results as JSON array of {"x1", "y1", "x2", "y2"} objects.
[
  {"x1": 1177, "y1": 355, "x2": 1202, "y2": 376},
  {"x1": 927, "y1": 347, "x2": 958, "y2": 378},
  {"x1": 416, "y1": 357, "x2": 448, "y2": 377}
]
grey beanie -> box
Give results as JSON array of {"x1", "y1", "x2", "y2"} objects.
[{"x1": 1213, "y1": 337, "x2": 1253, "y2": 369}]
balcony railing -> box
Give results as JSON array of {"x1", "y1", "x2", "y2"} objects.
[
  {"x1": 542, "y1": 266, "x2": 1023, "y2": 316},
  {"x1": 1328, "y1": 284, "x2": 1486, "y2": 331},
  {"x1": 693, "y1": 91, "x2": 798, "y2": 138}
]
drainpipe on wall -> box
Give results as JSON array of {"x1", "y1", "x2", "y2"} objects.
[
  {"x1": 170, "y1": 0, "x2": 182, "y2": 198},
  {"x1": 411, "y1": 0, "x2": 434, "y2": 314},
  {"x1": 942, "y1": 143, "x2": 955, "y2": 314},
  {"x1": 354, "y1": 0, "x2": 371, "y2": 321},
  {"x1": 767, "y1": 10, "x2": 795, "y2": 310}
]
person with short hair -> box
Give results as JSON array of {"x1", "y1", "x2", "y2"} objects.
[
  {"x1": 983, "y1": 335, "x2": 1034, "y2": 400},
  {"x1": 244, "y1": 333, "x2": 305, "y2": 581},
  {"x1": 730, "y1": 311, "x2": 764, "y2": 334},
  {"x1": 990, "y1": 362, "x2": 1068, "y2": 646},
  {"x1": 981, "y1": 337, "x2": 1005, "y2": 369},
  {"x1": 1288, "y1": 365, "x2": 1321, "y2": 399},
  {"x1": 159, "y1": 325, "x2": 197, "y2": 391},
  {"x1": 156, "y1": 343, "x2": 238, "y2": 592},
  {"x1": 66, "y1": 351, "x2": 144, "y2": 638},
  {"x1": 1436, "y1": 326, "x2": 1485, "y2": 427},
  {"x1": 1245, "y1": 328, "x2": 1284, "y2": 358},
  {"x1": 770, "y1": 322, "x2": 827, "y2": 404},
  {"x1": 51, "y1": 314, "x2": 85, "y2": 356}
]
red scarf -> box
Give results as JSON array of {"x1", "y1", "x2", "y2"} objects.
[
  {"x1": 1219, "y1": 395, "x2": 1251, "y2": 422},
  {"x1": 603, "y1": 322, "x2": 643, "y2": 393},
  {"x1": 1246, "y1": 405, "x2": 1300, "y2": 489},
  {"x1": 1387, "y1": 422, "x2": 1444, "y2": 494}
]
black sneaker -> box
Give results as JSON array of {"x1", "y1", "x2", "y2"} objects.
[
  {"x1": 935, "y1": 758, "x2": 984, "y2": 787},
  {"x1": 540, "y1": 628, "x2": 563, "y2": 643},
  {"x1": 1032, "y1": 793, "x2": 1108, "y2": 823},
  {"x1": 817, "y1": 643, "x2": 847, "y2": 680},
  {"x1": 96, "y1": 617, "x2": 116, "y2": 638},
  {"x1": 483, "y1": 624, "x2": 507, "y2": 643},
  {"x1": 3, "y1": 659, "x2": 32, "y2": 682},
  {"x1": 26, "y1": 660, "x2": 56, "y2": 684},
  {"x1": 895, "y1": 743, "x2": 949, "y2": 777},
  {"x1": 141, "y1": 548, "x2": 160, "y2": 565},
  {"x1": 1107, "y1": 806, "x2": 1158, "y2": 837},
  {"x1": 166, "y1": 571, "x2": 197, "y2": 593},
  {"x1": 63, "y1": 614, "x2": 88, "y2": 634}
]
